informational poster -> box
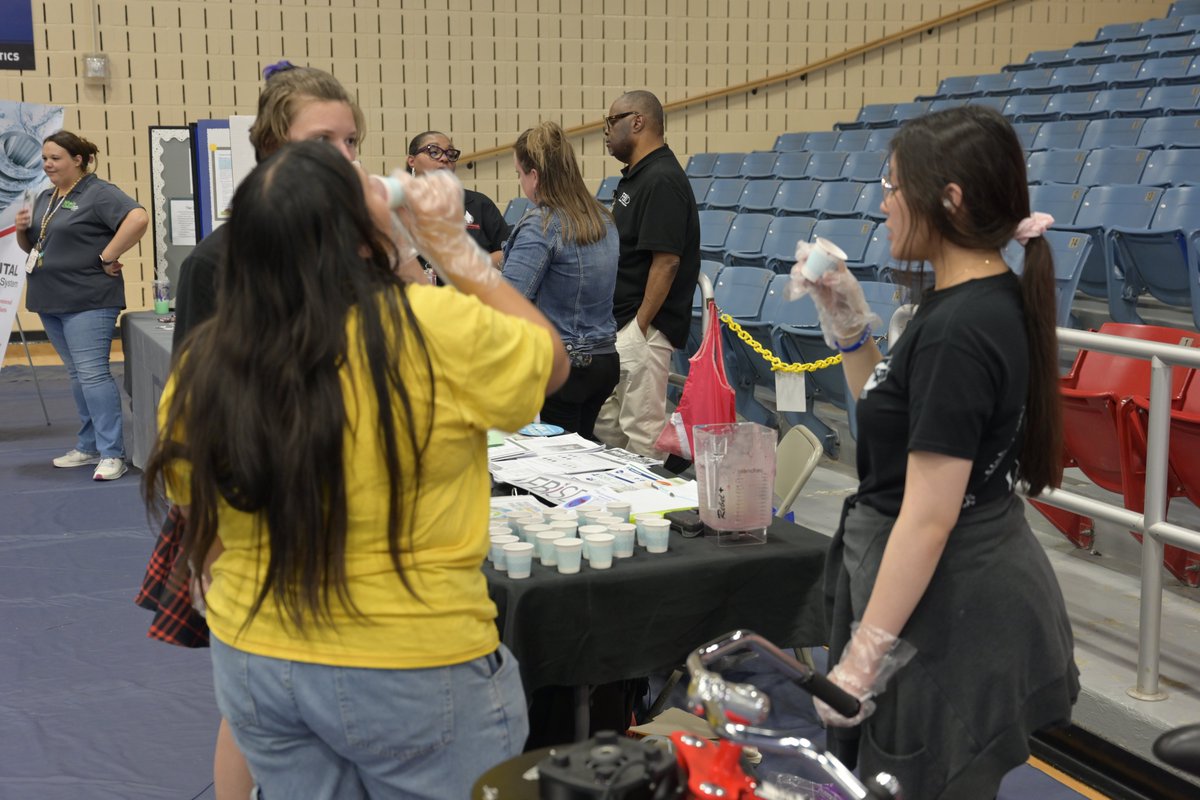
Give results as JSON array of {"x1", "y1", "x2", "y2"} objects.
[
  {"x1": 0, "y1": 100, "x2": 64, "y2": 373},
  {"x1": 0, "y1": 1, "x2": 35, "y2": 71}
]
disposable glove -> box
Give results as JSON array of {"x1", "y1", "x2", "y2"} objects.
[
  {"x1": 786, "y1": 240, "x2": 880, "y2": 350},
  {"x1": 815, "y1": 621, "x2": 916, "y2": 728}
]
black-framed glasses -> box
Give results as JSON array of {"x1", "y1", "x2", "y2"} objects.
[
  {"x1": 604, "y1": 111, "x2": 638, "y2": 131},
  {"x1": 880, "y1": 175, "x2": 899, "y2": 198},
  {"x1": 415, "y1": 143, "x2": 461, "y2": 162}
]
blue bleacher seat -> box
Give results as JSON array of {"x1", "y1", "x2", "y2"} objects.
[
  {"x1": 699, "y1": 209, "x2": 738, "y2": 261},
  {"x1": 1142, "y1": 148, "x2": 1200, "y2": 185},
  {"x1": 1048, "y1": 65, "x2": 1104, "y2": 94},
  {"x1": 931, "y1": 75, "x2": 982, "y2": 98},
  {"x1": 891, "y1": 101, "x2": 932, "y2": 124},
  {"x1": 854, "y1": 103, "x2": 898, "y2": 127},
  {"x1": 503, "y1": 197, "x2": 532, "y2": 226},
  {"x1": 1173, "y1": 1, "x2": 1200, "y2": 17},
  {"x1": 740, "y1": 152, "x2": 779, "y2": 179},
  {"x1": 713, "y1": 266, "x2": 778, "y2": 426},
  {"x1": 1102, "y1": 38, "x2": 1151, "y2": 61},
  {"x1": 1068, "y1": 42, "x2": 1112, "y2": 63},
  {"x1": 1003, "y1": 230, "x2": 1095, "y2": 327},
  {"x1": 1028, "y1": 183, "x2": 1088, "y2": 226},
  {"x1": 1136, "y1": 54, "x2": 1195, "y2": 84},
  {"x1": 1140, "y1": 18, "x2": 1185, "y2": 38},
  {"x1": 1097, "y1": 22, "x2": 1148, "y2": 42},
  {"x1": 1026, "y1": 149, "x2": 1089, "y2": 184},
  {"x1": 855, "y1": 180, "x2": 886, "y2": 221},
  {"x1": 712, "y1": 152, "x2": 748, "y2": 179},
  {"x1": 686, "y1": 153, "x2": 719, "y2": 177},
  {"x1": 772, "y1": 151, "x2": 812, "y2": 180},
  {"x1": 689, "y1": 177, "x2": 713, "y2": 204},
  {"x1": 737, "y1": 179, "x2": 783, "y2": 214},
  {"x1": 840, "y1": 151, "x2": 888, "y2": 182},
  {"x1": 596, "y1": 176, "x2": 620, "y2": 204},
  {"x1": 1094, "y1": 59, "x2": 1148, "y2": 88},
  {"x1": 1078, "y1": 148, "x2": 1151, "y2": 185},
  {"x1": 812, "y1": 181, "x2": 866, "y2": 218},
  {"x1": 1011, "y1": 68, "x2": 1056, "y2": 94},
  {"x1": 804, "y1": 151, "x2": 850, "y2": 181},
  {"x1": 1182, "y1": 14, "x2": 1200, "y2": 33},
  {"x1": 1137, "y1": 115, "x2": 1200, "y2": 148},
  {"x1": 773, "y1": 133, "x2": 808, "y2": 152},
  {"x1": 975, "y1": 73, "x2": 1017, "y2": 96},
  {"x1": 803, "y1": 132, "x2": 841, "y2": 152},
  {"x1": 1142, "y1": 83, "x2": 1200, "y2": 114},
  {"x1": 1032, "y1": 119, "x2": 1090, "y2": 150},
  {"x1": 702, "y1": 178, "x2": 747, "y2": 210},
  {"x1": 1079, "y1": 118, "x2": 1146, "y2": 149},
  {"x1": 760, "y1": 216, "x2": 818, "y2": 273},
  {"x1": 1003, "y1": 94, "x2": 1053, "y2": 122},
  {"x1": 1012, "y1": 122, "x2": 1043, "y2": 150},
  {"x1": 774, "y1": 179, "x2": 822, "y2": 216},
  {"x1": 1017, "y1": 49, "x2": 1074, "y2": 69},
  {"x1": 834, "y1": 129, "x2": 872, "y2": 151},
  {"x1": 1056, "y1": 184, "x2": 1165, "y2": 322},
  {"x1": 865, "y1": 128, "x2": 897, "y2": 151},
  {"x1": 929, "y1": 98, "x2": 969, "y2": 113},
  {"x1": 1044, "y1": 91, "x2": 1101, "y2": 120},
  {"x1": 1110, "y1": 185, "x2": 1200, "y2": 327},
  {"x1": 1145, "y1": 31, "x2": 1200, "y2": 57},
  {"x1": 723, "y1": 213, "x2": 776, "y2": 267},
  {"x1": 966, "y1": 96, "x2": 1008, "y2": 114},
  {"x1": 1066, "y1": 87, "x2": 1151, "y2": 119},
  {"x1": 811, "y1": 218, "x2": 877, "y2": 274},
  {"x1": 724, "y1": 274, "x2": 804, "y2": 427}
]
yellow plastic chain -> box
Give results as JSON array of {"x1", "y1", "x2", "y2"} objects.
[{"x1": 718, "y1": 312, "x2": 843, "y2": 373}]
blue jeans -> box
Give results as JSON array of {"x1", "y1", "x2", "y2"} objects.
[
  {"x1": 39, "y1": 308, "x2": 124, "y2": 458},
  {"x1": 211, "y1": 636, "x2": 529, "y2": 799}
]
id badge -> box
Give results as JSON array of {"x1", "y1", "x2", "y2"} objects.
[
  {"x1": 775, "y1": 370, "x2": 807, "y2": 413},
  {"x1": 25, "y1": 248, "x2": 39, "y2": 273}
]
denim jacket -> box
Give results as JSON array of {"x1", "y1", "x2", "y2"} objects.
[{"x1": 501, "y1": 206, "x2": 619, "y2": 358}]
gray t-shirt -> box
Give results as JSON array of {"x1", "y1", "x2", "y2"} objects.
[{"x1": 24, "y1": 174, "x2": 140, "y2": 313}]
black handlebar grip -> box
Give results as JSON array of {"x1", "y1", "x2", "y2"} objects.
[{"x1": 795, "y1": 670, "x2": 861, "y2": 719}]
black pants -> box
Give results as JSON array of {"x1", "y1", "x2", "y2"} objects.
[{"x1": 538, "y1": 352, "x2": 620, "y2": 441}]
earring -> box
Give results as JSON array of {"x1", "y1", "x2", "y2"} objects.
[{"x1": 943, "y1": 199, "x2": 953, "y2": 210}]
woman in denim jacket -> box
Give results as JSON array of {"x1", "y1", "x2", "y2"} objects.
[{"x1": 503, "y1": 121, "x2": 620, "y2": 440}]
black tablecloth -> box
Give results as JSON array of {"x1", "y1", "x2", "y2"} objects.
[{"x1": 486, "y1": 517, "x2": 829, "y2": 693}]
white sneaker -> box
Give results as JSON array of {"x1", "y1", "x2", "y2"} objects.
[
  {"x1": 53, "y1": 449, "x2": 101, "y2": 468},
  {"x1": 92, "y1": 457, "x2": 128, "y2": 481}
]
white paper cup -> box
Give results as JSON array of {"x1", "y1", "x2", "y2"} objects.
[
  {"x1": 535, "y1": 531, "x2": 563, "y2": 566},
  {"x1": 489, "y1": 523, "x2": 512, "y2": 537},
  {"x1": 610, "y1": 523, "x2": 636, "y2": 558},
  {"x1": 578, "y1": 524, "x2": 607, "y2": 559},
  {"x1": 490, "y1": 535, "x2": 520, "y2": 569},
  {"x1": 554, "y1": 538, "x2": 584, "y2": 574},
  {"x1": 801, "y1": 236, "x2": 849, "y2": 281},
  {"x1": 549, "y1": 519, "x2": 578, "y2": 538},
  {"x1": 635, "y1": 515, "x2": 665, "y2": 547},
  {"x1": 545, "y1": 509, "x2": 578, "y2": 523},
  {"x1": 579, "y1": 509, "x2": 610, "y2": 525},
  {"x1": 641, "y1": 518, "x2": 671, "y2": 553},
  {"x1": 592, "y1": 515, "x2": 623, "y2": 529},
  {"x1": 585, "y1": 533, "x2": 615, "y2": 569},
  {"x1": 503, "y1": 542, "x2": 535, "y2": 579},
  {"x1": 523, "y1": 522, "x2": 552, "y2": 545},
  {"x1": 605, "y1": 502, "x2": 632, "y2": 523}
]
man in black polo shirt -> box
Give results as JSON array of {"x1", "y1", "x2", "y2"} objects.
[{"x1": 595, "y1": 90, "x2": 701, "y2": 460}]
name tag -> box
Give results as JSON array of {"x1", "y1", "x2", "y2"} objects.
[{"x1": 25, "y1": 248, "x2": 39, "y2": 273}]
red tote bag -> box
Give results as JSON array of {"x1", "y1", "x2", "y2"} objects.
[{"x1": 655, "y1": 300, "x2": 737, "y2": 459}]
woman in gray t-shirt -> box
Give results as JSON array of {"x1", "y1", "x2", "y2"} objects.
[{"x1": 14, "y1": 130, "x2": 148, "y2": 481}]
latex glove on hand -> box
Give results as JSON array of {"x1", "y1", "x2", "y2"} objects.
[
  {"x1": 785, "y1": 240, "x2": 881, "y2": 350},
  {"x1": 384, "y1": 170, "x2": 498, "y2": 290},
  {"x1": 815, "y1": 621, "x2": 916, "y2": 728}
]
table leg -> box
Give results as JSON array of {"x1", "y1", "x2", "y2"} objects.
[{"x1": 573, "y1": 685, "x2": 590, "y2": 742}]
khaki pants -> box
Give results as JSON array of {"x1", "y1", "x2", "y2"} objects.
[{"x1": 594, "y1": 319, "x2": 675, "y2": 459}]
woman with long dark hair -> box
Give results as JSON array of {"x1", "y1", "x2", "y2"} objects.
[
  {"x1": 143, "y1": 140, "x2": 567, "y2": 798},
  {"x1": 504, "y1": 121, "x2": 619, "y2": 438},
  {"x1": 795, "y1": 105, "x2": 1079, "y2": 798}
]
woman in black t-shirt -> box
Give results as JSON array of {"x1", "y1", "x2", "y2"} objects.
[{"x1": 793, "y1": 105, "x2": 1079, "y2": 799}]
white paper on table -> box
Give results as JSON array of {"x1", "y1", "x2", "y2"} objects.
[
  {"x1": 516, "y1": 432, "x2": 604, "y2": 456},
  {"x1": 488, "y1": 495, "x2": 550, "y2": 516},
  {"x1": 613, "y1": 487, "x2": 699, "y2": 515},
  {"x1": 487, "y1": 440, "x2": 531, "y2": 461},
  {"x1": 511, "y1": 452, "x2": 621, "y2": 475}
]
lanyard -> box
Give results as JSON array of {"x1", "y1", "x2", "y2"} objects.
[{"x1": 35, "y1": 174, "x2": 85, "y2": 250}]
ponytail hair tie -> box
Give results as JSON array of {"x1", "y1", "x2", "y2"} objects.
[
  {"x1": 263, "y1": 60, "x2": 296, "y2": 81},
  {"x1": 1015, "y1": 211, "x2": 1054, "y2": 246}
]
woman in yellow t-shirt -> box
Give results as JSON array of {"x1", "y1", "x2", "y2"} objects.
[{"x1": 143, "y1": 140, "x2": 567, "y2": 799}]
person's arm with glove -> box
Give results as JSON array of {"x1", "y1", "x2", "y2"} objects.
[
  {"x1": 784, "y1": 240, "x2": 882, "y2": 399},
  {"x1": 385, "y1": 169, "x2": 570, "y2": 394}
]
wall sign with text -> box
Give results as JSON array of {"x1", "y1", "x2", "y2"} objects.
[{"x1": 0, "y1": 1, "x2": 35, "y2": 71}]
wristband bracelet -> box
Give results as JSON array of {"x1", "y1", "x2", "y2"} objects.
[{"x1": 836, "y1": 327, "x2": 872, "y2": 353}]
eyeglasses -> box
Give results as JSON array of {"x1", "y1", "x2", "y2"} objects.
[
  {"x1": 880, "y1": 175, "x2": 900, "y2": 198},
  {"x1": 604, "y1": 111, "x2": 638, "y2": 131},
  {"x1": 414, "y1": 143, "x2": 461, "y2": 162}
]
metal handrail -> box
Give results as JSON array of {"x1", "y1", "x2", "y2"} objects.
[{"x1": 1027, "y1": 327, "x2": 1200, "y2": 701}]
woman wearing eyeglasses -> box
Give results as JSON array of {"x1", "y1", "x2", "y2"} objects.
[{"x1": 407, "y1": 131, "x2": 510, "y2": 268}]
